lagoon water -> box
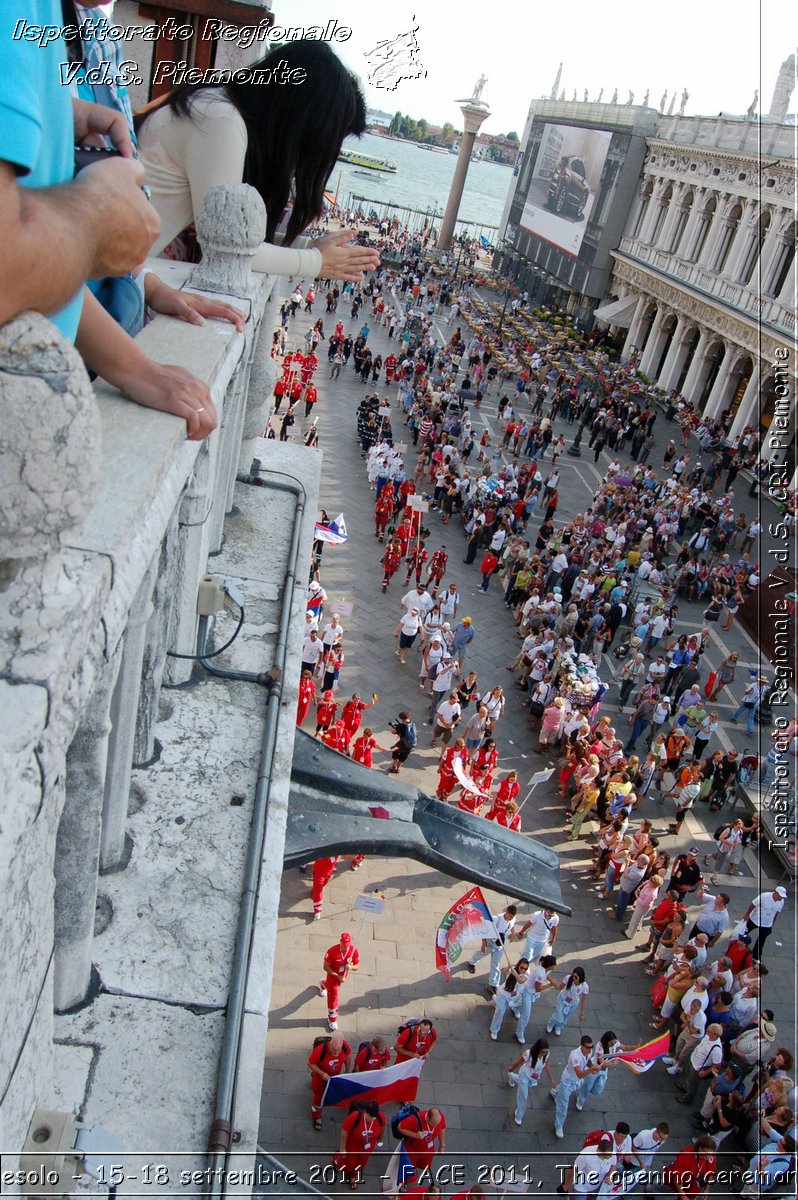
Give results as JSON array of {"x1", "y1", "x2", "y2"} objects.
[{"x1": 336, "y1": 130, "x2": 513, "y2": 237}]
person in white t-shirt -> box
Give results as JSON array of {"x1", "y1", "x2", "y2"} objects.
[
  {"x1": 550, "y1": 1035, "x2": 601, "y2": 1137},
  {"x1": 513, "y1": 954, "x2": 558, "y2": 1043},
  {"x1": 506, "y1": 1036, "x2": 556, "y2": 1126},
  {"x1": 517, "y1": 908, "x2": 560, "y2": 962},
  {"x1": 401, "y1": 584, "x2": 435, "y2": 618},
  {"x1": 743, "y1": 887, "x2": 787, "y2": 961},
  {"x1": 563, "y1": 1136, "x2": 617, "y2": 1193}
]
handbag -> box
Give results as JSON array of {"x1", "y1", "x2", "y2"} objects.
[
  {"x1": 529, "y1": 700, "x2": 546, "y2": 717},
  {"x1": 704, "y1": 671, "x2": 717, "y2": 698},
  {"x1": 650, "y1": 974, "x2": 668, "y2": 1008}
]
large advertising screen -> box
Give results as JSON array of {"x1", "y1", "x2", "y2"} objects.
[{"x1": 520, "y1": 123, "x2": 612, "y2": 257}]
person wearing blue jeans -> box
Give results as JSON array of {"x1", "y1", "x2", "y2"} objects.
[
  {"x1": 507, "y1": 1038, "x2": 555, "y2": 1126},
  {"x1": 730, "y1": 680, "x2": 765, "y2": 735},
  {"x1": 514, "y1": 954, "x2": 558, "y2": 1043},
  {"x1": 549, "y1": 1036, "x2": 602, "y2": 1138},
  {"x1": 546, "y1": 966, "x2": 589, "y2": 1037},
  {"x1": 467, "y1": 906, "x2": 517, "y2": 992},
  {"x1": 614, "y1": 855, "x2": 650, "y2": 921},
  {"x1": 517, "y1": 909, "x2": 560, "y2": 964},
  {"x1": 577, "y1": 1031, "x2": 625, "y2": 1111},
  {"x1": 489, "y1": 958, "x2": 529, "y2": 1039}
]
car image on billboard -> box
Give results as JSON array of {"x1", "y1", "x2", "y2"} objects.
[{"x1": 520, "y1": 123, "x2": 612, "y2": 256}]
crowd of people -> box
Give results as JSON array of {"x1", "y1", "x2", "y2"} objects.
[{"x1": 279, "y1": 236, "x2": 794, "y2": 1198}]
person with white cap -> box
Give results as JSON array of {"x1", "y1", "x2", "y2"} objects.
[{"x1": 743, "y1": 888, "x2": 787, "y2": 961}]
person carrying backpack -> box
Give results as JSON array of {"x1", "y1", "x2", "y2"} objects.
[
  {"x1": 308, "y1": 1034, "x2": 351, "y2": 1130},
  {"x1": 389, "y1": 710, "x2": 417, "y2": 773},
  {"x1": 394, "y1": 1018, "x2": 437, "y2": 1063},
  {"x1": 333, "y1": 1099, "x2": 386, "y2": 1186},
  {"x1": 394, "y1": 1106, "x2": 447, "y2": 1186}
]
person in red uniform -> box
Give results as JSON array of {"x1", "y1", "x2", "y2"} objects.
[
  {"x1": 436, "y1": 738, "x2": 468, "y2": 800},
  {"x1": 381, "y1": 539, "x2": 402, "y2": 592},
  {"x1": 352, "y1": 727, "x2": 388, "y2": 768},
  {"x1": 471, "y1": 739, "x2": 499, "y2": 790},
  {"x1": 300, "y1": 351, "x2": 318, "y2": 385},
  {"x1": 333, "y1": 1100, "x2": 386, "y2": 1187},
  {"x1": 396, "y1": 1106, "x2": 446, "y2": 1185},
  {"x1": 342, "y1": 693, "x2": 376, "y2": 743},
  {"x1": 322, "y1": 719, "x2": 349, "y2": 754},
  {"x1": 303, "y1": 382, "x2": 319, "y2": 419},
  {"x1": 289, "y1": 376, "x2": 303, "y2": 406},
  {"x1": 427, "y1": 546, "x2": 449, "y2": 594},
  {"x1": 384, "y1": 353, "x2": 398, "y2": 383},
  {"x1": 394, "y1": 518, "x2": 412, "y2": 559},
  {"x1": 374, "y1": 490, "x2": 394, "y2": 541},
  {"x1": 311, "y1": 856, "x2": 339, "y2": 920},
  {"x1": 354, "y1": 1035, "x2": 391, "y2": 1071},
  {"x1": 315, "y1": 690, "x2": 338, "y2": 736},
  {"x1": 456, "y1": 785, "x2": 485, "y2": 815},
  {"x1": 394, "y1": 1019, "x2": 437, "y2": 1063},
  {"x1": 273, "y1": 374, "x2": 287, "y2": 413},
  {"x1": 489, "y1": 799, "x2": 521, "y2": 832},
  {"x1": 485, "y1": 770, "x2": 520, "y2": 820},
  {"x1": 405, "y1": 540, "x2": 429, "y2": 586},
  {"x1": 296, "y1": 670, "x2": 317, "y2": 727},
  {"x1": 661, "y1": 1136, "x2": 717, "y2": 1199},
  {"x1": 320, "y1": 932, "x2": 360, "y2": 1030},
  {"x1": 308, "y1": 1033, "x2": 351, "y2": 1129}
]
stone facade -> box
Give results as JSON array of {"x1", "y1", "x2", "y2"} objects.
[
  {"x1": 610, "y1": 119, "x2": 796, "y2": 473},
  {"x1": 0, "y1": 184, "x2": 320, "y2": 1186}
]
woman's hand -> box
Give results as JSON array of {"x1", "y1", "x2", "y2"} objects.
[
  {"x1": 116, "y1": 360, "x2": 218, "y2": 441},
  {"x1": 317, "y1": 231, "x2": 380, "y2": 282}
]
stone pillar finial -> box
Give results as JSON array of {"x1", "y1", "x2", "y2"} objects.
[
  {"x1": 190, "y1": 183, "x2": 267, "y2": 299},
  {"x1": 0, "y1": 312, "x2": 101, "y2": 571}
]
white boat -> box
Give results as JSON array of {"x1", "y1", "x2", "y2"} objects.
[{"x1": 338, "y1": 148, "x2": 398, "y2": 173}]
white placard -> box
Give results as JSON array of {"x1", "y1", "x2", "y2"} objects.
[{"x1": 355, "y1": 893, "x2": 385, "y2": 914}]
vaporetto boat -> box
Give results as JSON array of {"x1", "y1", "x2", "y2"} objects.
[{"x1": 337, "y1": 148, "x2": 398, "y2": 173}]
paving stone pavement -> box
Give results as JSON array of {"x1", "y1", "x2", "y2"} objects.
[{"x1": 258, "y1": 278, "x2": 795, "y2": 1194}]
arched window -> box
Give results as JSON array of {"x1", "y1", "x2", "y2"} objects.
[
  {"x1": 668, "y1": 191, "x2": 693, "y2": 254},
  {"x1": 632, "y1": 181, "x2": 654, "y2": 239},
  {"x1": 712, "y1": 203, "x2": 742, "y2": 273},
  {"x1": 650, "y1": 185, "x2": 672, "y2": 245},
  {"x1": 765, "y1": 220, "x2": 796, "y2": 297},
  {"x1": 737, "y1": 209, "x2": 770, "y2": 285},
  {"x1": 689, "y1": 195, "x2": 716, "y2": 262}
]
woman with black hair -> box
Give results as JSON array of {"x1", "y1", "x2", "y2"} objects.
[{"x1": 137, "y1": 41, "x2": 379, "y2": 280}]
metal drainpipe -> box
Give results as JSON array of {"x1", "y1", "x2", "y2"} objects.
[{"x1": 201, "y1": 471, "x2": 306, "y2": 1199}]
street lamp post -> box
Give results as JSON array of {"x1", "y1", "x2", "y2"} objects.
[
  {"x1": 567, "y1": 416, "x2": 587, "y2": 457},
  {"x1": 497, "y1": 285, "x2": 512, "y2": 335}
]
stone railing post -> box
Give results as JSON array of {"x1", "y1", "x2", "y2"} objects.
[
  {"x1": 100, "y1": 556, "x2": 158, "y2": 870},
  {"x1": 191, "y1": 182, "x2": 267, "y2": 555},
  {"x1": 54, "y1": 642, "x2": 122, "y2": 1011},
  {"x1": 240, "y1": 288, "x2": 281, "y2": 474}
]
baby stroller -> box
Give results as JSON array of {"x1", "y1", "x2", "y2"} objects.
[{"x1": 737, "y1": 749, "x2": 759, "y2": 786}]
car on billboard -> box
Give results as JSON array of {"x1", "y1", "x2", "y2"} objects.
[{"x1": 547, "y1": 156, "x2": 590, "y2": 217}]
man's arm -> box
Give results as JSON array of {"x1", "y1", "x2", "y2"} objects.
[
  {"x1": 75, "y1": 290, "x2": 216, "y2": 442},
  {"x1": 0, "y1": 158, "x2": 158, "y2": 328}
]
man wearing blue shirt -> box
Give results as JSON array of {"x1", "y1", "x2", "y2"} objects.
[{"x1": 0, "y1": 3, "x2": 214, "y2": 440}]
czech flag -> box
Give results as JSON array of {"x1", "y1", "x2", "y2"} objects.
[
  {"x1": 609, "y1": 1032, "x2": 672, "y2": 1074},
  {"x1": 435, "y1": 885, "x2": 494, "y2": 981},
  {"x1": 314, "y1": 513, "x2": 348, "y2": 546},
  {"x1": 322, "y1": 1056, "x2": 423, "y2": 1108}
]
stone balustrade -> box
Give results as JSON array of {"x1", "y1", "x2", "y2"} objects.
[
  {"x1": 0, "y1": 182, "x2": 284, "y2": 1160},
  {"x1": 617, "y1": 235, "x2": 795, "y2": 336}
]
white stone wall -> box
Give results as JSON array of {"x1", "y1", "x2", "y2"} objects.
[{"x1": 0, "y1": 184, "x2": 319, "y2": 1184}]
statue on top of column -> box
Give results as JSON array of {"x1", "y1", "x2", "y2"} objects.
[
  {"x1": 679, "y1": 88, "x2": 689, "y2": 115},
  {"x1": 643, "y1": 89, "x2": 650, "y2": 106},
  {"x1": 597, "y1": 88, "x2": 604, "y2": 102},
  {"x1": 611, "y1": 88, "x2": 618, "y2": 103},
  {"x1": 659, "y1": 89, "x2": 668, "y2": 112},
  {"x1": 472, "y1": 73, "x2": 488, "y2": 102},
  {"x1": 549, "y1": 62, "x2": 562, "y2": 100},
  {"x1": 627, "y1": 90, "x2": 634, "y2": 104},
  {"x1": 583, "y1": 88, "x2": 589, "y2": 102},
  {"x1": 667, "y1": 92, "x2": 676, "y2": 115},
  {"x1": 746, "y1": 90, "x2": 758, "y2": 120}
]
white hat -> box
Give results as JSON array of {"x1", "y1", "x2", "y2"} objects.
[{"x1": 775, "y1": 886, "x2": 788, "y2": 899}]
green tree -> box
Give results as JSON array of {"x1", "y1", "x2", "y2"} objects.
[
  {"x1": 389, "y1": 111, "x2": 402, "y2": 135},
  {"x1": 442, "y1": 122, "x2": 454, "y2": 142},
  {"x1": 506, "y1": 130, "x2": 519, "y2": 142},
  {"x1": 417, "y1": 118, "x2": 429, "y2": 142}
]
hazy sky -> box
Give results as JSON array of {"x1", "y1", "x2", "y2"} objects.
[{"x1": 279, "y1": 0, "x2": 797, "y2": 133}]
